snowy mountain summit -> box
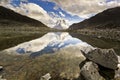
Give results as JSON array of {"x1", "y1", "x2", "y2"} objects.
[{"x1": 54, "y1": 19, "x2": 68, "y2": 30}]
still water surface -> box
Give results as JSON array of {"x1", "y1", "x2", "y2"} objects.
[
  {"x1": 3, "y1": 32, "x2": 120, "y2": 56},
  {"x1": 1, "y1": 32, "x2": 120, "y2": 79},
  {"x1": 4, "y1": 32, "x2": 94, "y2": 57}
]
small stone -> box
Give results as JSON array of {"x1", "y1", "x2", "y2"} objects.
[
  {"x1": 0, "y1": 76, "x2": 2, "y2": 78},
  {"x1": 0, "y1": 75, "x2": 7, "y2": 80},
  {"x1": 40, "y1": 73, "x2": 51, "y2": 80},
  {"x1": 0, "y1": 66, "x2": 3, "y2": 71}
]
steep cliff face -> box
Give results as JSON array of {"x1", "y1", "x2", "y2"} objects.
[
  {"x1": 0, "y1": 6, "x2": 48, "y2": 27},
  {"x1": 69, "y1": 7, "x2": 120, "y2": 30}
]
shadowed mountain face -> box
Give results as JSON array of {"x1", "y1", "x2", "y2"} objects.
[
  {"x1": 0, "y1": 6, "x2": 47, "y2": 27},
  {"x1": 69, "y1": 7, "x2": 120, "y2": 30}
]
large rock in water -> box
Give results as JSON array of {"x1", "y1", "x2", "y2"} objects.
[
  {"x1": 80, "y1": 61, "x2": 105, "y2": 80},
  {"x1": 0, "y1": 66, "x2": 3, "y2": 71},
  {"x1": 82, "y1": 48, "x2": 118, "y2": 70}
]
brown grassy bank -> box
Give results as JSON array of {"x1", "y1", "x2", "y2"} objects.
[{"x1": 72, "y1": 29, "x2": 120, "y2": 41}]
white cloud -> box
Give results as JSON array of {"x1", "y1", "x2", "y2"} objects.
[
  {"x1": 53, "y1": 5, "x2": 59, "y2": 10},
  {"x1": 1, "y1": 0, "x2": 120, "y2": 27},
  {"x1": 1, "y1": 2, "x2": 57, "y2": 27},
  {"x1": 44, "y1": 0, "x2": 120, "y2": 18},
  {"x1": 0, "y1": 0, "x2": 70, "y2": 28},
  {"x1": 0, "y1": 0, "x2": 11, "y2": 5},
  {"x1": 21, "y1": 0, "x2": 28, "y2": 2},
  {"x1": 18, "y1": 3, "x2": 56, "y2": 27},
  {"x1": 0, "y1": 0, "x2": 28, "y2": 5},
  {"x1": 48, "y1": 12, "x2": 60, "y2": 18},
  {"x1": 0, "y1": 0, "x2": 57, "y2": 27},
  {"x1": 59, "y1": 11, "x2": 65, "y2": 17}
]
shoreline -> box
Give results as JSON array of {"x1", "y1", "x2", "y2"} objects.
[{"x1": 70, "y1": 29, "x2": 120, "y2": 41}]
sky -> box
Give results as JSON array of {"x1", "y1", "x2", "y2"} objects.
[{"x1": 0, "y1": 0, "x2": 120, "y2": 28}]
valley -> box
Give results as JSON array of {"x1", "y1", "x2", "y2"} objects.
[{"x1": 0, "y1": 4, "x2": 120, "y2": 80}]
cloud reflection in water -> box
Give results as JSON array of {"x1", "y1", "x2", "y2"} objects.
[{"x1": 4, "y1": 32, "x2": 94, "y2": 57}]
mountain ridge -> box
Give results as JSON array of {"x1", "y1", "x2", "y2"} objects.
[
  {"x1": 69, "y1": 7, "x2": 120, "y2": 30},
  {"x1": 0, "y1": 6, "x2": 47, "y2": 27}
]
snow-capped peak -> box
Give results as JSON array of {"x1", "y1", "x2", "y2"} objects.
[{"x1": 53, "y1": 19, "x2": 69, "y2": 30}]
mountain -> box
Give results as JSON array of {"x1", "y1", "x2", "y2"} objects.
[
  {"x1": 69, "y1": 7, "x2": 120, "y2": 30},
  {"x1": 0, "y1": 6, "x2": 47, "y2": 27},
  {"x1": 53, "y1": 19, "x2": 68, "y2": 30}
]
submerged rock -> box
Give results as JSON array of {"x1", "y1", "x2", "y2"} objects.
[
  {"x1": 0, "y1": 76, "x2": 6, "y2": 80},
  {"x1": 40, "y1": 73, "x2": 51, "y2": 80},
  {"x1": 82, "y1": 48, "x2": 118, "y2": 69},
  {"x1": 80, "y1": 61, "x2": 105, "y2": 80}
]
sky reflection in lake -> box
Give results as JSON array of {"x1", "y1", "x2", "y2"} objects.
[{"x1": 4, "y1": 32, "x2": 94, "y2": 57}]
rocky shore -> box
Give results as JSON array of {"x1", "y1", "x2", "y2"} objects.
[
  {"x1": 79, "y1": 48, "x2": 120, "y2": 80},
  {"x1": 68, "y1": 7, "x2": 120, "y2": 42},
  {"x1": 74, "y1": 29, "x2": 120, "y2": 41}
]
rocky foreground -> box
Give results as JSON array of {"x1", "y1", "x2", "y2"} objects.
[
  {"x1": 0, "y1": 47, "x2": 85, "y2": 80},
  {"x1": 79, "y1": 48, "x2": 120, "y2": 80},
  {"x1": 0, "y1": 47, "x2": 120, "y2": 80}
]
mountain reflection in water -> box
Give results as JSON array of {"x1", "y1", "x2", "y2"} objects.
[{"x1": 4, "y1": 32, "x2": 94, "y2": 57}]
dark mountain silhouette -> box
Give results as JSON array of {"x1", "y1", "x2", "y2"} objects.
[
  {"x1": 0, "y1": 6, "x2": 47, "y2": 27},
  {"x1": 69, "y1": 7, "x2": 120, "y2": 30}
]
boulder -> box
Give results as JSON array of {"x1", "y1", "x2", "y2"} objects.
[
  {"x1": 80, "y1": 61, "x2": 105, "y2": 80},
  {"x1": 81, "y1": 48, "x2": 118, "y2": 69},
  {"x1": 0, "y1": 66, "x2": 3, "y2": 71}
]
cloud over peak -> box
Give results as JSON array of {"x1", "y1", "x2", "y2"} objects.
[
  {"x1": 44, "y1": 0, "x2": 120, "y2": 18},
  {"x1": 0, "y1": 0, "x2": 120, "y2": 29}
]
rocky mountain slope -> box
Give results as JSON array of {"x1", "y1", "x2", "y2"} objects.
[
  {"x1": 69, "y1": 7, "x2": 120, "y2": 30},
  {"x1": 0, "y1": 6, "x2": 47, "y2": 27}
]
